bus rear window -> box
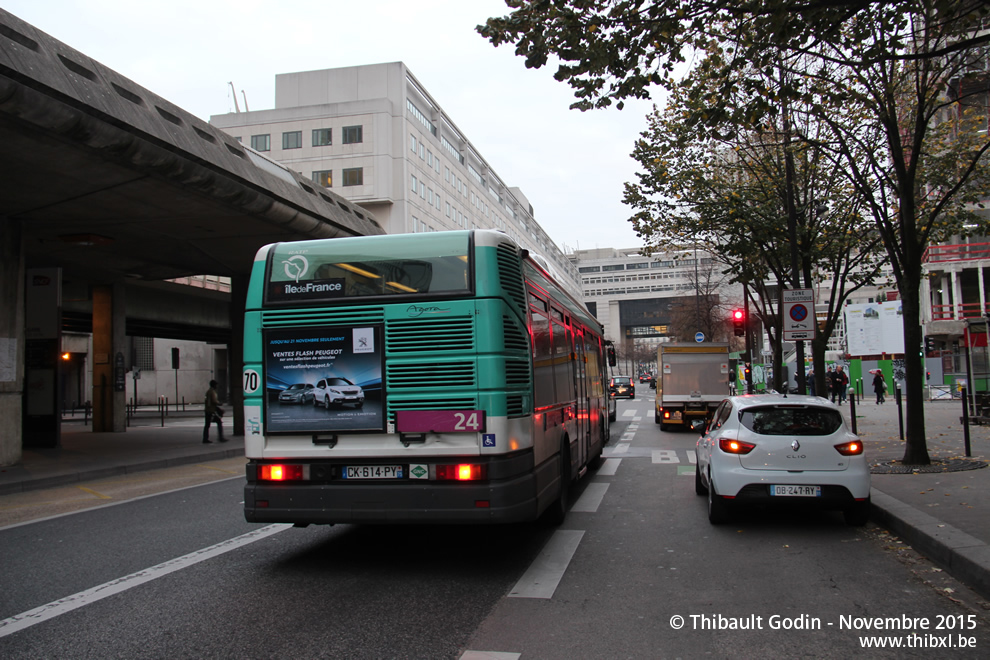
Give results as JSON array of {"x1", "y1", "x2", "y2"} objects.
[{"x1": 266, "y1": 233, "x2": 471, "y2": 304}]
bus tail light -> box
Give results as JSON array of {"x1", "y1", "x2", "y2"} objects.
[
  {"x1": 259, "y1": 464, "x2": 305, "y2": 481},
  {"x1": 436, "y1": 464, "x2": 485, "y2": 481}
]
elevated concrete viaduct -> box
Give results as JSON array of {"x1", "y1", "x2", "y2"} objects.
[{"x1": 0, "y1": 9, "x2": 385, "y2": 465}]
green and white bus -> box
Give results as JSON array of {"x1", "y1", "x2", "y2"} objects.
[{"x1": 242, "y1": 229, "x2": 613, "y2": 525}]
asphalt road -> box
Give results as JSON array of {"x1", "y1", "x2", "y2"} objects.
[{"x1": 1, "y1": 395, "x2": 989, "y2": 658}]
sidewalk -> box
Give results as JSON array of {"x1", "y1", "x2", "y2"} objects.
[
  {"x1": 847, "y1": 396, "x2": 990, "y2": 600},
  {"x1": 0, "y1": 398, "x2": 988, "y2": 600},
  {"x1": 0, "y1": 406, "x2": 244, "y2": 496}
]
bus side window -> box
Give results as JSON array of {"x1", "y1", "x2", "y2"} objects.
[{"x1": 530, "y1": 294, "x2": 555, "y2": 407}]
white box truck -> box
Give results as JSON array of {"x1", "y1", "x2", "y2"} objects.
[{"x1": 654, "y1": 343, "x2": 731, "y2": 430}]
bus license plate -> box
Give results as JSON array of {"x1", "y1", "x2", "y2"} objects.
[
  {"x1": 343, "y1": 465, "x2": 403, "y2": 480},
  {"x1": 770, "y1": 485, "x2": 821, "y2": 497}
]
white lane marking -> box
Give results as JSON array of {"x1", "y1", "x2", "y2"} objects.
[
  {"x1": 509, "y1": 529, "x2": 584, "y2": 599},
  {"x1": 632, "y1": 416, "x2": 643, "y2": 422},
  {"x1": 612, "y1": 443, "x2": 630, "y2": 454},
  {"x1": 0, "y1": 524, "x2": 290, "y2": 638},
  {"x1": 460, "y1": 652, "x2": 521, "y2": 660},
  {"x1": 621, "y1": 409, "x2": 636, "y2": 417},
  {"x1": 689, "y1": 450, "x2": 697, "y2": 464},
  {"x1": 652, "y1": 450, "x2": 680, "y2": 464},
  {"x1": 597, "y1": 458, "x2": 621, "y2": 476},
  {"x1": 570, "y1": 483, "x2": 609, "y2": 513}
]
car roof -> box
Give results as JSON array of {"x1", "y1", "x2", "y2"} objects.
[{"x1": 726, "y1": 393, "x2": 838, "y2": 410}]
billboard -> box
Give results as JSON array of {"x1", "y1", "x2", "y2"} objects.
[
  {"x1": 263, "y1": 325, "x2": 384, "y2": 433},
  {"x1": 844, "y1": 301, "x2": 905, "y2": 356}
]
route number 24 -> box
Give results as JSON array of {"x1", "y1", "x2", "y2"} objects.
[{"x1": 454, "y1": 411, "x2": 482, "y2": 431}]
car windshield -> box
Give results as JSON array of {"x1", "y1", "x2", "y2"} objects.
[
  {"x1": 286, "y1": 384, "x2": 308, "y2": 391},
  {"x1": 613, "y1": 378, "x2": 631, "y2": 385},
  {"x1": 326, "y1": 378, "x2": 353, "y2": 386},
  {"x1": 738, "y1": 405, "x2": 843, "y2": 436}
]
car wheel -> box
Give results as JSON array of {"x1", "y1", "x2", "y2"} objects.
[
  {"x1": 695, "y1": 463, "x2": 707, "y2": 495},
  {"x1": 844, "y1": 497, "x2": 871, "y2": 526},
  {"x1": 707, "y1": 471, "x2": 730, "y2": 525},
  {"x1": 324, "y1": 395, "x2": 331, "y2": 409}
]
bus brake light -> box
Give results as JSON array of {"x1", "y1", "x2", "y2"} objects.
[
  {"x1": 436, "y1": 464, "x2": 484, "y2": 481},
  {"x1": 259, "y1": 464, "x2": 305, "y2": 481}
]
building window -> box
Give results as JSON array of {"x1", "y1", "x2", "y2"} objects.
[
  {"x1": 312, "y1": 170, "x2": 332, "y2": 188},
  {"x1": 250, "y1": 134, "x2": 270, "y2": 152},
  {"x1": 579, "y1": 266, "x2": 601, "y2": 273},
  {"x1": 411, "y1": 174, "x2": 418, "y2": 192},
  {"x1": 627, "y1": 262, "x2": 649, "y2": 270},
  {"x1": 282, "y1": 131, "x2": 302, "y2": 149},
  {"x1": 343, "y1": 125, "x2": 363, "y2": 144},
  {"x1": 342, "y1": 167, "x2": 363, "y2": 186},
  {"x1": 312, "y1": 128, "x2": 332, "y2": 146},
  {"x1": 602, "y1": 264, "x2": 624, "y2": 272}
]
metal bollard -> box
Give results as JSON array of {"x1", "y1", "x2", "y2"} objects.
[{"x1": 849, "y1": 395, "x2": 857, "y2": 435}]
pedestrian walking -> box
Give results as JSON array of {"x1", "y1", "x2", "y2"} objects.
[
  {"x1": 836, "y1": 366, "x2": 849, "y2": 404},
  {"x1": 826, "y1": 366, "x2": 837, "y2": 403},
  {"x1": 203, "y1": 379, "x2": 227, "y2": 444},
  {"x1": 873, "y1": 371, "x2": 886, "y2": 405},
  {"x1": 807, "y1": 368, "x2": 816, "y2": 397}
]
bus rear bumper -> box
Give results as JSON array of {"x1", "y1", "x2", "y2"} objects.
[
  {"x1": 243, "y1": 453, "x2": 549, "y2": 525},
  {"x1": 245, "y1": 476, "x2": 538, "y2": 525}
]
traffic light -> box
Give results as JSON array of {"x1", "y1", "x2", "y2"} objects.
[
  {"x1": 924, "y1": 336, "x2": 936, "y2": 354},
  {"x1": 732, "y1": 309, "x2": 746, "y2": 337}
]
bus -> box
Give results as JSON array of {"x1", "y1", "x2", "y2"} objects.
[{"x1": 241, "y1": 229, "x2": 614, "y2": 525}]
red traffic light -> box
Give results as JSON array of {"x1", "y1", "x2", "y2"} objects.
[{"x1": 732, "y1": 309, "x2": 745, "y2": 336}]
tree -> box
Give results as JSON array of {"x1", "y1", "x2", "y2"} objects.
[
  {"x1": 623, "y1": 66, "x2": 885, "y2": 396},
  {"x1": 481, "y1": 0, "x2": 990, "y2": 464}
]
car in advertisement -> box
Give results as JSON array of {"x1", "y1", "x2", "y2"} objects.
[
  {"x1": 314, "y1": 376, "x2": 365, "y2": 409},
  {"x1": 277, "y1": 383, "x2": 315, "y2": 405}
]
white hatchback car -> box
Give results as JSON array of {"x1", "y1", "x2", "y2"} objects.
[{"x1": 696, "y1": 394, "x2": 871, "y2": 526}]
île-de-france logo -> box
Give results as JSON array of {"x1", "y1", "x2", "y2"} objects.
[{"x1": 281, "y1": 255, "x2": 309, "y2": 283}]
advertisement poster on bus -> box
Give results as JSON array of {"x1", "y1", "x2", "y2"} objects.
[{"x1": 263, "y1": 325, "x2": 383, "y2": 433}]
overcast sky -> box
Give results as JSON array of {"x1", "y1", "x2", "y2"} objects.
[{"x1": 4, "y1": 0, "x2": 659, "y2": 253}]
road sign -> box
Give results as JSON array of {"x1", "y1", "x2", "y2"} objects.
[
  {"x1": 783, "y1": 288, "x2": 816, "y2": 341},
  {"x1": 695, "y1": 332, "x2": 705, "y2": 343}
]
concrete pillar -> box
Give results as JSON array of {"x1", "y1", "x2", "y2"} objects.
[
  {"x1": 91, "y1": 283, "x2": 126, "y2": 432},
  {"x1": 230, "y1": 274, "x2": 248, "y2": 436},
  {"x1": 951, "y1": 270, "x2": 963, "y2": 319},
  {"x1": 0, "y1": 220, "x2": 25, "y2": 466}
]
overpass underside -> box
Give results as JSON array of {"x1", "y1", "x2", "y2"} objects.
[{"x1": 0, "y1": 9, "x2": 385, "y2": 465}]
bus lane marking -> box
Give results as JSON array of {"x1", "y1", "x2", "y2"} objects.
[
  {"x1": 0, "y1": 524, "x2": 290, "y2": 638},
  {"x1": 509, "y1": 529, "x2": 584, "y2": 599},
  {"x1": 570, "y1": 483, "x2": 608, "y2": 513},
  {"x1": 611, "y1": 443, "x2": 630, "y2": 454},
  {"x1": 597, "y1": 458, "x2": 621, "y2": 476}
]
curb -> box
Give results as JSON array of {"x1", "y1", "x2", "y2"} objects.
[
  {"x1": 0, "y1": 447, "x2": 244, "y2": 497},
  {"x1": 871, "y1": 487, "x2": 990, "y2": 601}
]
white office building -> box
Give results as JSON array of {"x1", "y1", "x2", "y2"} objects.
[{"x1": 210, "y1": 62, "x2": 579, "y2": 292}]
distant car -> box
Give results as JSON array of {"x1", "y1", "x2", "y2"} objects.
[
  {"x1": 278, "y1": 383, "x2": 315, "y2": 404},
  {"x1": 695, "y1": 394, "x2": 871, "y2": 526},
  {"x1": 609, "y1": 376, "x2": 635, "y2": 399},
  {"x1": 314, "y1": 376, "x2": 365, "y2": 409}
]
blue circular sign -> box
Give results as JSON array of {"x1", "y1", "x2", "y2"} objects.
[{"x1": 695, "y1": 332, "x2": 705, "y2": 343}]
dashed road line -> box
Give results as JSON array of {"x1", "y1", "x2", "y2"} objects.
[
  {"x1": 597, "y1": 458, "x2": 621, "y2": 476},
  {"x1": 570, "y1": 483, "x2": 609, "y2": 513},
  {"x1": 508, "y1": 529, "x2": 585, "y2": 599}
]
